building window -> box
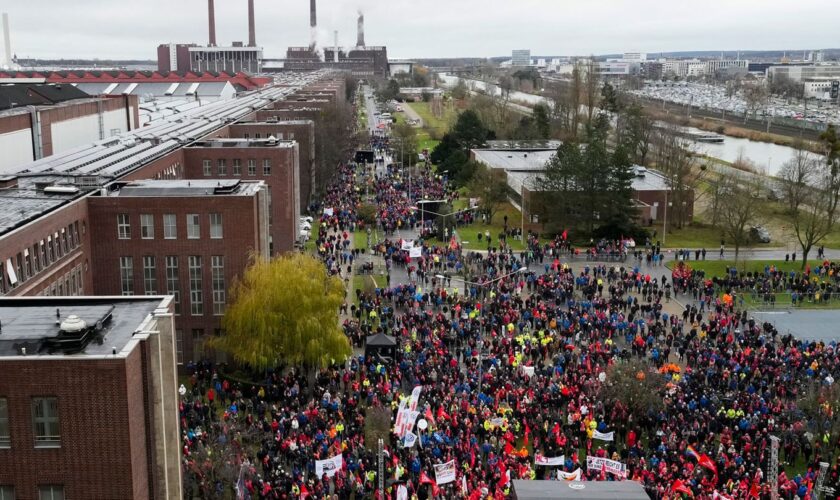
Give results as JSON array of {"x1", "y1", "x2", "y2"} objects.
[
  {"x1": 117, "y1": 213, "x2": 130, "y2": 239},
  {"x1": 263, "y1": 158, "x2": 271, "y2": 175},
  {"x1": 163, "y1": 214, "x2": 177, "y2": 239},
  {"x1": 189, "y1": 256, "x2": 203, "y2": 316},
  {"x1": 211, "y1": 256, "x2": 225, "y2": 316},
  {"x1": 40, "y1": 240, "x2": 47, "y2": 268},
  {"x1": 255, "y1": 133, "x2": 261, "y2": 139},
  {"x1": 217, "y1": 159, "x2": 227, "y2": 176},
  {"x1": 143, "y1": 256, "x2": 157, "y2": 295},
  {"x1": 119, "y1": 256, "x2": 134, "y2": 295},
  {"x1": 192, "y1": 329, "x2": 205, "y2": 359},
  {"x1": 32, "y1": 244, "x2": 40, "y2": 273},
  {"x1": 209, "y1": 213, "x2": 223, "y2": 239},
  {"x1": 140, "y1": 214, "x2": 154, "y2": 239},
  {"x1": 0, "y1": 398, "x2": 9, "y2": 448},
  {"x1": 32, "y1": 398, "x2": 60, "y2": 448},
  {"x1": 232, "y1": 159, "x2": 241, "y2": 176},
  {"x1": 166, "y1": 256, "x2": 180, "y2": 315},
  {"x1": 47, "y1": 237, "x2": 54, "y2": 263},
  {"x1": 0, "y1": 486, "x2": 14, "y2": 500},
  {"x1": 247, "y1": 159, "x2": 256, "y2": 176},
  {"x1": 203, "y1": 159, "x2": 212, "y2": 176},
  {"x1": 38, "y1": 486, "x2": 64, "y2": 500},
  {"x1": 175, "y1": 330, "x2": 184, "y2": 365},
  {"x1": 186, "y1": 214, "x2": 200, "y2": 239}
]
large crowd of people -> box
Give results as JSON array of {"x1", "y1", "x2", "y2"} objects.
[{"x1": 179, "y1": 131, "x2": 840, "y2": 500}]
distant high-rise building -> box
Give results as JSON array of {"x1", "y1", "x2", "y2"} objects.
[{"x1": 511, "y1": 49, "x2": 531, "y2": 67}]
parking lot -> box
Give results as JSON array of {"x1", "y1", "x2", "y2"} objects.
[{"x1": 632, "y1": 81, "x2": 840, "y2": 126}]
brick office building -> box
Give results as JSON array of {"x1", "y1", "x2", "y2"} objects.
[
  {"x1": 0, "y1": 295, "x2": 181, "y2": 500},
  {"x1": 0, "y1": 70, "x2": 338, "y2": 364},
  {"x1": 183, "y1": 138, "x2": 300, "y2": 253},
  {"x1": 86, "y1": 179, "x2": 270, "y2": 362},
  {"x1": 220, "y1": 121, "x2": 315, "y2": 209}
]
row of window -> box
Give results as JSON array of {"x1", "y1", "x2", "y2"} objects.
[
  {"x1": 0, "y1": 485, "x2": 63, "y2": 500},
  {"x1": 118, "y1": 213, "x2": 222, "y2": 240},
  {"x1": 202, "y1": 158, "x2": 273, "y2": 177},
  {"x1": 119, "y1": 255, "x2": 225, "y2": 316},
  {"x1": 37, "y1": 265, "x2": 84, "y2": 298},
  {"x1": 1, "y1": 221, "x2": 82, "y2": 294},
  {"x1": 0, "y1": 397, "x2": 60, "y2": 449},
  {"x1": 242, "y1": 132, "x2": 294, "y2": 140}
]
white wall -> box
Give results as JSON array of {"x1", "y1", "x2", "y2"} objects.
[
  {"x1": 0, "y1": 128, "x2": 34, "y2": 174},
  {"x1": 50, "y1": 109, "x2": 125, "y2": 154}
]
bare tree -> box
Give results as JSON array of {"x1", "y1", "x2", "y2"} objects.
[
  {"x1": 582, "y1": 59, "x2": 600, "y2": 127},
  {"x1": 717, "y1": 171, "x2": 764, "y2": 263},
  {"x1": 653, "y1": 126, "x2": 699, "y2": 229},
  {"x1": 742, "y1": 83, "x2": 769, "y2": 123},
  {"x1": 778, "y1": 142, "x2": 840, "y2": 267}
]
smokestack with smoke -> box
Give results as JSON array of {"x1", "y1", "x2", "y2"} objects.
[
  {"x1": 248, "y1": 0, "x2": 256, "y2": 47},
  {"x1": 334, "y1": 30, "x2": 339, "y2": 62},
  {"x1": 2, "y1": 13, "x2": 12, "y2": 68},
  {"x1": 309, "y1": 0, "x2": 317, "y2": 51},
  {"x1": 207, "y1": 0, "x2": 217, "y2": 46},
  {"x1": 356, "y1": 11, "x2": 365, "y2": 47}
]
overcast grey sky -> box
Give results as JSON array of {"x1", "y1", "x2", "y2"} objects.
[{"x1": 5, "y1": 0, "x2": 839, "y2": 60}]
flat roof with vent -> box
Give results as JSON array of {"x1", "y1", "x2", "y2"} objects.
[
  {"x1": 106, "y1": 179, "x2": 263, "y2": 197},
  {"x1": 0, "y1": 296, "x2": 168, "y2": 357}
]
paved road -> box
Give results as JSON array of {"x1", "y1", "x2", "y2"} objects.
[{"x1": 363, "y1": 86, "x2": 383, "y2": 133}]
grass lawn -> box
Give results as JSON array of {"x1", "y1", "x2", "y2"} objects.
[
  {"x1": 353, "y1": 229, "x2": 370, "y2": 250},
  {"x1": 665, "y1": 259, "x2": 815, "y2": 278},
  {"x1": 351, "y1": 274, "x2": 383, "y2": 304},
  {"x1": 407, "y1": 101, "x2": 457, "y2": 135},
  {"x1": 660, "y1": 223, "x2": 726, "y2": 249},
  {"x1": 431, "y1": 202, "x2": 529, "y2": 251}
]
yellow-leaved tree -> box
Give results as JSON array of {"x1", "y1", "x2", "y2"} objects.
[{"x1": 211, "y1": 253, "x2": 351, "y2": 378}]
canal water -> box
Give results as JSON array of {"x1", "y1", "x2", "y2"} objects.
[{"x1": 438, "y1": 74, "x2": 816, "y2": 176}]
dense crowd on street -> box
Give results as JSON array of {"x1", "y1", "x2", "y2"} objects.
[{"x1": 178, "y1": 131, "x2": 840, "y2": 500}]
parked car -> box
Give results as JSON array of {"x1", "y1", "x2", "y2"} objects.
[{"x1": 749, "y1": 226, "x2": 771, "y2": 243}]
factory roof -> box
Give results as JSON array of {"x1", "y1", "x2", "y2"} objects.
[
  {"x1": 0, "y1": 296, "x2": 170, "y2": 358},
  {"x1": 473, "y1": 149, "x2": 670, "y2": 193},
  {"x1": 74, "y1": 81, "x2": 233, "y2": 98},
  {"x1": 106, "y1": 179, "x2": 263, "y2": 197},
  {"x1": 510, "y1": 480, "x2": 649, "y2": 499},
  {"x1": 483, "y1": 140, "x2": 563, "y2": 151},
  {"x1": 0, "y1": 70, "x2": 271, "y2": 91},
  {"x1": 187, "y1": 138, "x2": 297, "y2": 148},
  {"x1": 0, "y1": 70, "x2": 333, "y2": 237}
]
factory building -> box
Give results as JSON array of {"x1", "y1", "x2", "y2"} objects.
[
  {"x1": 0, "y1": 295, "x2": 182, "y2": 500},
  {"x1": 157, "y1": 0, "x2": 264, "y2": 74},
  {"x1": 0, "y1": 70, "x2": 343, "y2": 364},
  {"x1": 0, "y1": 83, "x2": 139, "y2": 174}
]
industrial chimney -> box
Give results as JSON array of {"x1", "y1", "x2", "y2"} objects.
[
  {"x1": 248, "y1": 0, "x2": 256, "y2": 47},
  {"x1": 309, "y1": 0, "x2": 317, "y2": 51},
  {"x1": 356, "y1": 11, "x2": 365, "y2": 47},
  {"x1": 207, "y1": 0, "x2": 217, "y2": 46},
  {"x1": 2, "y1": 13, "x2": 11, "y2": 68},
  {"x1": 333, "y1": 30, "x2": 339, "y2": 63}
]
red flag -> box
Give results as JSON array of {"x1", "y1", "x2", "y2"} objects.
[
  {"x1": 300, "y1": 483, "x2": 310, "y2": 499},
  {"x1": 671, "y1": 479, "x2": 693, "y2": 496},
  {"x1": 504, "y1": 441, "x2": 514, "y2": 456},
  {"x1": 437, "y1": 405, "x2": 450, "y2": 421},
  {"x1": 498, "y1": 461, "x2": 510, "y2": 488},
  {"x1": 424, "y1": 406, "x2": 436, "y2": 426},
  {"x1": 697, "y1": 454, "x2": 718, "y2": 475},
  {"x1": 748, "y1": 480, "x2": 759, "y2": 499},
  {"x1": 420, "y1": 471, "x2": 435, "y2": 485}
]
